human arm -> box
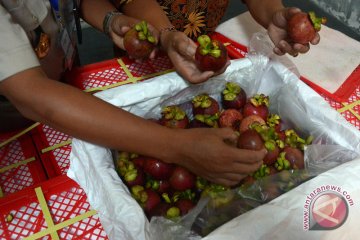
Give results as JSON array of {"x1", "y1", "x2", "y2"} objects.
[
  {"x1": 80, "y1": 0, "x2": 157, "y2": 57},
  {"x1": 0, "y1": 1, "x2": 264, "y2": 186},
  {"x1": 0, "y1": 68, "x2": 264, "y2": 186},
  {"x1": 120, "y1": 0, "x2": 229, "y2": 83},
  {"x1": 243, "y1": 0, "x2": 320, "y2": 56}
]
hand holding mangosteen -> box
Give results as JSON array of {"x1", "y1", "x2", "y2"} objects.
[
  {"x1": 123, "y1": 20, "x2": 158, "y2": 60},
  {"x1": 195, "y1": 35, "x2": 229, "y2": 73},
  {"x1": 267, "y1": 8, "x2": 324, "y2": 57},
  {"x1": 160, "y1": 30, "x2": 221, "y2": 84},
  {"x1": 113, "y1": 82, "x2": 315, "y2": 222},
  {"x1": 287, "y1": 11, "x2": 326, "y2": 45}
]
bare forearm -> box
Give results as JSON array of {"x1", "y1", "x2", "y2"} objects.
[
  {"x1": 243, "y1": 0, "x2": 284, "y2": 28},
  {"x1": 0, "y1": 67, "x2": 174, "y2": 160},
  {"x1": 121, "y1": 0, "x2": 173, "y2": 30},
  {"x1": 80, "y1": 0, "x2": 118, "y2": 32}
]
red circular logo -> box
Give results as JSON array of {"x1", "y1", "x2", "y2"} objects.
[{"x1": 311, "y1": 193, "x2": 348, "y2": 229}]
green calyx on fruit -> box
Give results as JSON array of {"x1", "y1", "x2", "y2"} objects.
[
  {"x1": 166, "y1": 207, "x2": 180, "y2": 219},
  {"x1": 196, "y1": 177, "x2": 208, "y2": 190},
  {"x1": 118, "y1": 151, "x2": 130, "y2": 161},
  {"x1": 284, "y1": 129, "x2": 312, "y2": 150},
  {"x1": 249, "y1": 123, "x2": 278, "y2": 142},
  {"x1": 173, "y1": 189, "x2": 196, "y2": 202},
  {"x1": 131, "y1": 185, "x2": 147, "y2": 202},
  {"x1": 202, "y1": 185, "x2": 233, "y2": 208},
  {"x1": 124, "y1": 168, "x2": 138, "y2": 182},
  {"x1": 264, "y1": 139, "x2": 277, "y2": 152},
  {"x1": 276, "y1": 139, "x2": 285, "y2": 149},
  {"x1": 146, "y1": 179, "x2": 160, "y2": 190},
  {"x1": 116, "y1": 157, "x2": 135, "y2": 177},
  {"x1": 222, "y1": 82, "x2": 242, "y2": 101},
  {"x1": 134, "y1": 21, "x2": 156, "y2": 43},
  {"x1": 250, "y1": 94, "x2": 269, "y2": 107},
  {"x1": 267, "y1": 114, "x2": 281, "y2": 127},
  {"x1": 162, "y1": 106, "x2": 186, "y2": 120},
  {"x1": 162, "y1": 193, "x2": 172, "y2": 203},
  {"x1": 197, "y1": 35, "x2": 221, "y2": 58},
  {"x1": 192, "y1": 94, "x2": 213, "y2": 109},
  {"x1": 194, "y1": 114, "x2": 219, "y2": 127},
  {"x1": 308, "y1": 11, "x2": 327, "y2": 32},
  {"x1": 253, "y1": 164, "x2": 270, "y2": 179},
  {"x1": 275, "y1": 152, "x2": 291, "y2": 171}
]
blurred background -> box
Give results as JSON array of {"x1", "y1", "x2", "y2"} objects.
[{"x1": 77, "y1": 0, "x2": 360, "y2": 66}]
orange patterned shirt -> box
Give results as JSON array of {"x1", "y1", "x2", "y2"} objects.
[{"x1": 112, "y1": 0, "x2": 229, "y2": 40}]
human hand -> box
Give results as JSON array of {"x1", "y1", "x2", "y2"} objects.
[
  {"x1": 160, "y1": 31, "x2": 230, "y2": 84},
  {"x1": 268, "y1": 7, "x2": 320, "y2": 57},
  {"x1": 109, "y1": 15, "x2": 159, "y2": 60},
  {"x1": 165, "y1": 127, "x2": 266, "y2": 187}
]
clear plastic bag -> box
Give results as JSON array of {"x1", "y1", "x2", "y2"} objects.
[
  {"x1": 145, "y1": 33, "x2": 360, "y2": 240},
  {"x1": 68, "y1": 32, "x2": 360, "y2": 240}
]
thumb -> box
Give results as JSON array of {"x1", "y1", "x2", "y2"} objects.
[
  {"x1": 217, "y1": 128, "x2": 239, "y2": 146},
  {"x1": 177, "y1": 38, "x2": 197, "y2": 59},
  {"x1": 112, "y1": 25, "x2": 131, "y2": 37},
  {"x1": 272, "y1": 7, "x2": 301, "y2": 28}
]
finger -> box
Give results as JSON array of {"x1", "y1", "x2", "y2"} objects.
[
  {"x1": 277, "y1": 40, "x2": 298, "y2": 57},
  {"x1": 209, "y1": 177, "x2": 240, "y2": 187},
  {"x1": 187, "y1": 71, "x2": 214, "y2": 84},
  {"x1": 147, "y1": 25, "x2": 160, "y2": 42},
  {"x1": 111, "y1": 35, "x2": 125, "y2": 50},
  {"x1": 273, "y1": 7, "x2": 301, "y2": 28},
  {"x1": 210, "y1": 172, "x2": 247, "y2": 183},
  {"x1": 178, "y1": 38, "x2": 197, "y2": 59},
  {"x1": 273, "y1": 47, "x2": 285, "y2": 56},
  {"x1": 232, "y1": 161, "x2": 264, "y2": 175},
  {"x1": 111, "y1": 25, "x2": 130, "y2": 38},
  {"x1": 310, "y1": 33, "x2": 320, "y2": 45},
  {"x1": 177, "y1": 69, "x2": 213, "y2": 84},
  {"x1": 293, "y1": 43, "x2": 310, "y2": 54},
  {"x1": 120, "y1": 26, "x2": 131, "y2": 36},
  {"x1": 233, "y1": 148, "x2": 267, "y2": 164},
  {"x1": 149, "y1": 48, "x2": 159, "y2": 59},
  {"x1": 216, "y1": 127, "x2": 239, "y2": 142},
  {"x1": 174, "y1": 61, "x2": 214, "y2": 83},
  {"x1": 284, "y1": 7, "x2": 301, "y2": 20}
]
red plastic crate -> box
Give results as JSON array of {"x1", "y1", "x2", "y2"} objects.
[
  {"x1": 40, "y1": 144, "x2": 72, "y2": 176},
  {"x1": 0, "y1": 133, "x2": 47, "y2": 197},
  {"x1": 65, "y1": 53, "x2": 173, "y2": 92},
  {"x1": 321, "y1": 85, "x2": 360, "y2": 130},
  {"x1": 30, "y1": 124, "x2": 72, "y2": 177},
  {"x1": 0, "y1": 175, "x2": 108, "y2": 240}
]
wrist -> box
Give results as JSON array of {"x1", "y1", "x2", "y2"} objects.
[
  {"x1": 103, "y1": 10, "x2": 123, "y2": 37},
  {"x1": 160, "y1": 129, "x2": 189, "y2": 165},
  {"x1": 159, "y1": 25, "x2": 177, "y2": 50}
]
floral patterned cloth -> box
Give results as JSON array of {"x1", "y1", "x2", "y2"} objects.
[{"x1": 112, "y1": 0, "x2": 229, "y2": 40}]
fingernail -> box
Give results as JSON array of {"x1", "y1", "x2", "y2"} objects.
[
  {"x1": 206, "y1": 72, "x2": 215, "y2": 78},
  {"x1": 274, "y1": 47, "x2": 283, "y2": 55}
]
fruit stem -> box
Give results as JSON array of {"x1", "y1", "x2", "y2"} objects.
[
  {"x1": 162, "y1": 106, "x2": 186, "y2": 120},
  {"x1": 250, "y1": 94, "x2": 269, "y2": 107},
  {"x1": 197, "y1": 35, "x2": 221, "y2": 58},
  {"x1": 223, "y1": 82, "x2": 242, "y2": 101},
  {"x1": 308, "y1": 11, "x2": 327, "y2": 31},
  {"x1": 134, "y1": 21, "x2": 156, "y2": 43}
]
